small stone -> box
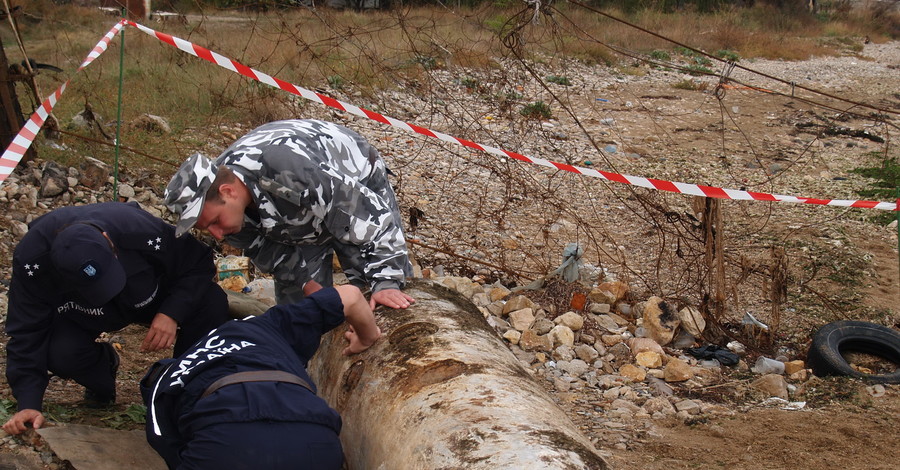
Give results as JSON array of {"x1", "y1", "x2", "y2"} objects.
[
  {"x1": 117, "y1": 183, "x2": 136, "y2": 199},
  {"x1": 674, "y1": 399, "x2": 702, "y2": 414},
  {"x1": 11, "y1": 220, "x2": 29, "y2": 239},
  {"x1": 502, "y1": 295, "x2": 537, "y2": 315},
  {"x1": 611, "y1": 398, "x2": 641, "y2": 413},
  {"x1": 471, "y1": 292, "x2": 490, "y2": 307},
  {"x1": 502, "y1": 329, "x2": 521, "y2": 344},
  {"x1": 508, "y1": 308, "x2": 536, "y2": 331},
  {"x1": 751, "y1": 374, "x2": 789, "y2": 399},
  {"x1": 554, "y1": 377, "x2": 571, "y2": 392},
  {"x1": 589, "y1": 303, "x2": 611, "y2": 314},
  {"x1": 519, "y1": 329, "x2": 553, "y2": 352},
  {"x1": 130, "y1": 113, "x2": 172, "y2": 133},
  {"x1": 635, "y1": 351, "x2": 663, "y2": 368},
  {"x1": 627, "y1": 337, "x2": 664, "y2": 356},
  {"x1": 489, "y1": 285, "x2": 511, "y2": 301},
  {"x1": 533, "y1": 318, "x2": 554, "y2": 335},
  {"x1": 591, "y1": 314, "x2": 620, "y2": 332},
  {"x1": 642, "y1": 296, "x2": 680, "y2": 346},
  {"x1": 552, "y1": 345, "x2": 576, "y2": 362},
  {"x1": 867, "y1": 384, "x2": 886, "y2": 398},
  {"x1": 788, "y1": 369, "x2": 809, "y2": 382},
  {"x1": 550, "y1": 325, "x2": 575, "y2": 347},
  {"x1": 783, "y1": 360, "x2": 805, "y2": 375},
  {"x1": 619, "y1": 363, "x2": 646, "y2": 382},
  {"x1": 79, "y1": 157, "x2": 110, "y2": 189},
  {"x1": 588, "y1": 288, "x2": 616, "y2": 304},
  {"x1": 663, "y1": 357, "x2": 694, "y2": 382},
  {"x1": 601, "y1": 334, "x2": 626, "y2": 346},
  {"x1": 558, "y1": 359, "x2": 590, "y2": 377},
  {"x1": 643, "y1": 396, "x2": 675, "y2": 416},
  {"x1": 597, "y1": 281, "x2": 628, "y2": 302},
  {"x1": 574, "y1": 344, "x2": 599, "y2": 362},
  {"x1": 677, "y1": 306, "x2": 705, "y2": 336},
  {"x1": 555, "y1": 311, "x2": 584, "y2": 330}
]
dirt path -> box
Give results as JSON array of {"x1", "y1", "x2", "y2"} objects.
[{"x1": 605, "y1": 389, "x2": 900, "y2": 469}]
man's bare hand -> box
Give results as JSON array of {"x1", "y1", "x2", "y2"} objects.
[
  {"x1": 141, "y1": 313, "x2": 178, "y2": 352},
  {"x1": 2, "y1": 409, "x2": 44, "y2": 435},
  {"x1": 370, "y1": 288, "x2": 415, "y2": 310},
  {"x1": 342, "y1": 323, "x2": 382, "y2": 356}
]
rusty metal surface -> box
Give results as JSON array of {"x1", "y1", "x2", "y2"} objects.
[{"x1": 309, "y1": 279, "x2": 609, "y2": 470}]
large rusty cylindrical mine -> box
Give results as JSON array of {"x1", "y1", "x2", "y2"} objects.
[{"x1": 308, "y1": 280, "x2": 610, "y2": 470}]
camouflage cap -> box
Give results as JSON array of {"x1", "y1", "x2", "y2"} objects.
[{"x1": 164, "y1": 153, "x2": 218, "y2": 237}]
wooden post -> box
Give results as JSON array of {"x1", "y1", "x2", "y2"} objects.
[
  {"x1": 0, "y1": 36, "x2": 34, "y2": 162},
  {"x1": 699, "y1": 197, "x2": 726, "y2": 322},
  {"x1": 0, "y1": 6, "x2": 38, "y2": 163}
]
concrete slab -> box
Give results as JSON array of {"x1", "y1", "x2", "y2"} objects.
[{"x1": 36, "y1": 424, "x2": 166, "y2": 470}]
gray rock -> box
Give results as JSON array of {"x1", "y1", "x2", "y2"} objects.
[
  {"x1": 574, "y1": 344, "x2": 599, "y2": 362},
  {"x1": 552, "y1": 345, "x2": 575, "y2": 362},
  {"x1": 40, "y1": 161, "x2": 68, "y2": 198},
  {"x1": 117, "y1": 183, "x2": 136, "y2": 199},
  {"x1": 557, "y1": 359, "x2": 590, "y2": 377},
  {"x1": 11, "y1": 220, "x2": 29, "y2": 239},
  {"x1": 79, "y1": 157, "x2": 110, "y2": 189},
  {"x1": 533, "y1": 318, "x2": 554, "y2": 335}
]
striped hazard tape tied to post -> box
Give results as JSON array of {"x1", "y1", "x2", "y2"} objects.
[
  {"x1": 1, "y1": 20, "x2": 896, "y2": 211},
  {"x1": 0, "y1": 20, "x2": 126, "y2": 184}
]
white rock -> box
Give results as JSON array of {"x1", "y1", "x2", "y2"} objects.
[{"x1": 550, "y1": 324, "x2": 575, "y2": 347}]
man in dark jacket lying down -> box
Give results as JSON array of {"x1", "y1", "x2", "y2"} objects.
[{"x1": 141, "y1": 281, "x2": 381, "y2": 470}]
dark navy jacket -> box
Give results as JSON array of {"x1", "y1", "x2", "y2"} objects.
[
  {"x1": 5, "y1": 202, "x2": 219, "y2": 411},
  {"x1": 141, "y1": 287, "x2": 345, "y2": 469}
]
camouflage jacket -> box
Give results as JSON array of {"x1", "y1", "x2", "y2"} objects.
[{"x1": 216, "y1": 120, "x2": 411, "y2": 293}]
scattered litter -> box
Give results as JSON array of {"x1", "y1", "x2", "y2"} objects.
[
  {"x1": 242, "y1": 278, "x2": 276, "y2": 305},
  {"x1": 686, "y1": 345, "x2": 739, "y2": 366},
  {"x1": 216, "y1": 255, "x2": 249, "y2": 281},
  {"x1": 751, "y1": 356, "x2": 785, "y2": 375},
  {"x1": 742, "y1": 312, "x2": 769, "y2": 331},
  {"x1": 726, "y1": 341, "x2": 747, "y2": 355},
  {"x1": 761, "y1": 397, "x2": 806, "y2": 411}
]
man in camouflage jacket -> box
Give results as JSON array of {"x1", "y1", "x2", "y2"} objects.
[{"x1": 165, "y1": 119, "x2": 415, "y2": 309}]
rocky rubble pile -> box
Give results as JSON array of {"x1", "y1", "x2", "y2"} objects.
[{"x1": 420, "y1": 271, "x2": 889, "y2": 451}]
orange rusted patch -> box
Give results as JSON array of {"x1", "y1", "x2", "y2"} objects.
[{"x1": 570, "y1": 291, "x2": 587, "y2": 310}]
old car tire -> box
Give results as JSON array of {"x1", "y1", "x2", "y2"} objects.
[{"x1": 807, "y1": 321, "x2": 900, "y2": 384}]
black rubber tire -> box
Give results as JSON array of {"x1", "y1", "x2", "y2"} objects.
[{"x1": 807, "y1": 320, "x2": 900, "y2": 384}]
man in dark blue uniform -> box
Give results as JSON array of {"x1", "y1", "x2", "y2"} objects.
[
  {"x1": 141, "y1": 281, "x2": 380, "y2": 470},
  {"x1": 2, "y1": 202, "x2": 229, "y2": 435}
]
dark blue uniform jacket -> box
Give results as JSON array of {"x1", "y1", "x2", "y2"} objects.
[
  {"x1": 141, "y1": 288, "x2": 345, "y2": 469},
  {"x1": 5, "y1": 202, "x2": 218, "y2": 411}
]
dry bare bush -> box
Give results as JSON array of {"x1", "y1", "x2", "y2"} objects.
[{"x1": 4, "y1": 1, "x2": 898, "y2": 350}]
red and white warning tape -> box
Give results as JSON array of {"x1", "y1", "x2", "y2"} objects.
[
  {"x1": 2, "y1": 20, "x2": 896, "y2": 211},
  {"x1": 0, "y1": 20, "x2": 126, "y2": 185}
]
